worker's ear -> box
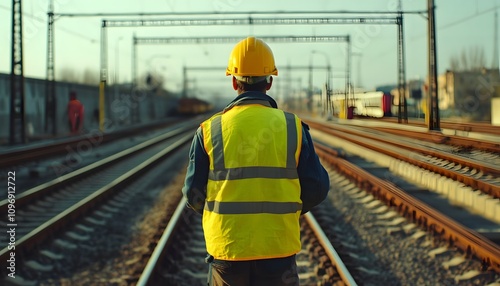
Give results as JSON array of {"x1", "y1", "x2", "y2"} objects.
[
  {"x1": 265, "y1": 76, "x2": 273, "y2": 91},
  {"x1": 232, "y1": 76, "x2": 238, "y2": 90}
]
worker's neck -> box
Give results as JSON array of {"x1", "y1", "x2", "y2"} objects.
[{"x1": 237, "y1": 90, "x2": 266, "y2": 95}]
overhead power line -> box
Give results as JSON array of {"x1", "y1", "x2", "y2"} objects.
[
  {"x1": 103, "y1": 17, "x2": 399, "y2": 27},
  {"x1": 57, "y1": 10, "x2": 426, "y2": 17}
]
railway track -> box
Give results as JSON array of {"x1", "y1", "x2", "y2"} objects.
[
  {"x1": 0, "y1": 119, "x2": 183, "y2": 170},
  {"x1": 378, "y1": 117, "x2": 500, "y2": 137},
  {"x1": 0, "y1": 117, "x2": 212, "y2": 196},
  {"x1": 131, "y1": 134, "x2": 500, "y2": 285},
  {"x1": 307, "y1": 120, "x2": 500, "y2": 200},
  {"x1": 2, "y1": 116, "x2": 499, "y2": 285},
  {"x1": 0, "y1": 125, "x2": 195, "y2": 279},
  {"x1": 308, "y1": 122, "x2": 500, "y2": 273},
  {"x1": 136, "y1": 197, "x2": 357, "y2": 286},
  {"x1": 370, "y1": 126, "x2": 500, "y2": 154}
]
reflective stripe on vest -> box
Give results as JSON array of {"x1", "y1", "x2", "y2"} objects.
[{"x1": 205, "y1": 201, "x2": 302, "y2": 214}]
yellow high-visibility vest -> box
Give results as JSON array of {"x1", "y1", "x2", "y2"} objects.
[{"x1": 201, "y1": 100, "x2": 303, "y2": 260}]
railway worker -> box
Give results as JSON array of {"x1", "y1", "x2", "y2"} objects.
[
  {"x1": 182, "y1": 36, "x2": 330, "y2": 286},
  {"x1": 67, "y1": 91, "x2": 84, "y2": 134}
]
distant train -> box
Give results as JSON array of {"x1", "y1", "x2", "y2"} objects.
[
  {"x1": 177, "y1": 97, "x2": 213, "y2": 115},
  {"x1": 352, "y1": 91, "x2": 392, "y2": 118},
  {"x1": 330, "y1": 91, "x2": 392, "y2": 118}
]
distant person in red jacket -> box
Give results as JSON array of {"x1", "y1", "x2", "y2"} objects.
[{"x1": 67, "y1": 91, "x2": 84, "y2": 134}]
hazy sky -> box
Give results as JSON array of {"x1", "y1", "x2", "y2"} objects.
[{"x1": 1, "y1": 0, "x2": 499, "y2": 95}]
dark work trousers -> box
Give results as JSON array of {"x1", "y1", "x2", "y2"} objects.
[{"x1": 209, "y1": 255, "x2": 299, "y2": 286}]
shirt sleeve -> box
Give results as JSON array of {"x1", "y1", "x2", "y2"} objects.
[
  {"x1": 297, "y1": 122, "x2": 330, "y2": 214},
  {"x1": 181, "y1": 127, "x2": 209, "y2": 214}
]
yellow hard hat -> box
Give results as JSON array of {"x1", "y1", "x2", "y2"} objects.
[{"x1": 226, "y1": 37, "x2": 278, "y2": 77}]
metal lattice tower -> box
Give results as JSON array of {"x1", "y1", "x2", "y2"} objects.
[
  {"x1": 45, "y1": 0, "x2": 56, "y2": 134},
  {"x1": 10, "y1": 0, "x2": 26, "y2": 144}
]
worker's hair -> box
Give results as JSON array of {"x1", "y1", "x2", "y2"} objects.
[{"x1": 235, "y1": 79, "x2": 269, "y2": 92}]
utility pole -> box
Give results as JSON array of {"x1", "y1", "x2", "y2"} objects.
[
  {"x1": 345, "y1": 36, "x2": 352, "y2": 119},
  {"x1": 99, "y1": 21, "x2": 108, "y2": 132},
  {"x1": 397, "y1": 0, "x2": 408, "y2": 123},
  {"x1": 427, "y1": 0, "x2": 440, "y2": 130},
  {"x1": 45, "y1": 0, "x2": 56, "y2": 135},
  {"x1": 182, "y1": 65, "x2": 187, "y2": 98},
  {"x1": 10, "y1": 0, "x2": 26, "y2": 144}
]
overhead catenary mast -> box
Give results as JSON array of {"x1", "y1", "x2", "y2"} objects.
[
  {"x1": 427, "y1": 0, "x2": 440, "y2": 131},
  {"x1": 10, "y1": 0, "x2": 26, "y2": 144},
  {"x1": 493, "y1": 11, "x2": 499, "y2": 70},
  {"x1": 45, "y1": 0, "x2": 56, "y2": 135}
]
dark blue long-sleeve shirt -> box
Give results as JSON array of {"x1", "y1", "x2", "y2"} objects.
[{"x1": 182, "y1": 91, "x2": 330, "y2": 215}]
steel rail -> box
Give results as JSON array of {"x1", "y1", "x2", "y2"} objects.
[
  {"x1": 304, "y1": 212, "x2": 357, "y2": 286},
  {"x1": 0, "y1": 126, "x2": 189, "y2": 214},
  {"x1": 0, "y1": 119, "x2": 178, "y2": 169},
  {"x1": 137, "y1": 201, "x2": 357, "y2": 285},
  {"x1": 316, "y1": 123, "x2": 500, "y2": 176},
  {"x1": 314, "y1": 143, "x2": 500, "y2": 272},
  {"x1": 0, "y1": 131, "x2": 193, "y2": 262},
  {"x1": 370, "y1": 127, "x2": 500, "y2": 153},
  {"x1": 379, "y1": 117, "x2": 500, "y2": 136},
  {"x1": 136, "y1": 197, "x2": 186, "y2": 286},
  {"x1": 308, "y1": 121, "x2": 500, "y2": 199}
]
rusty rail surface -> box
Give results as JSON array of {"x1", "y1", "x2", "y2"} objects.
[
  {"x1": 371, "y1": 127, "x2": 500, "y2": 153},
  {"x1": 137, "y1": 197, "x2": 357, "y2": 286},
  {"x1": 0, "y1": 130, "x2": 194, "y2": 263},
  {"x1": 378, "y1": 118, "x2": 500, "y2": 137},
  {"x1": 0, "y1": 119, "x2": 181, "y2": 169},
  {"x1": 314, "y1": 143, "x2": 500, "y2": 273},
  {"x1": 307, "y1": 121, "x2": 500, "y2": 199}
]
